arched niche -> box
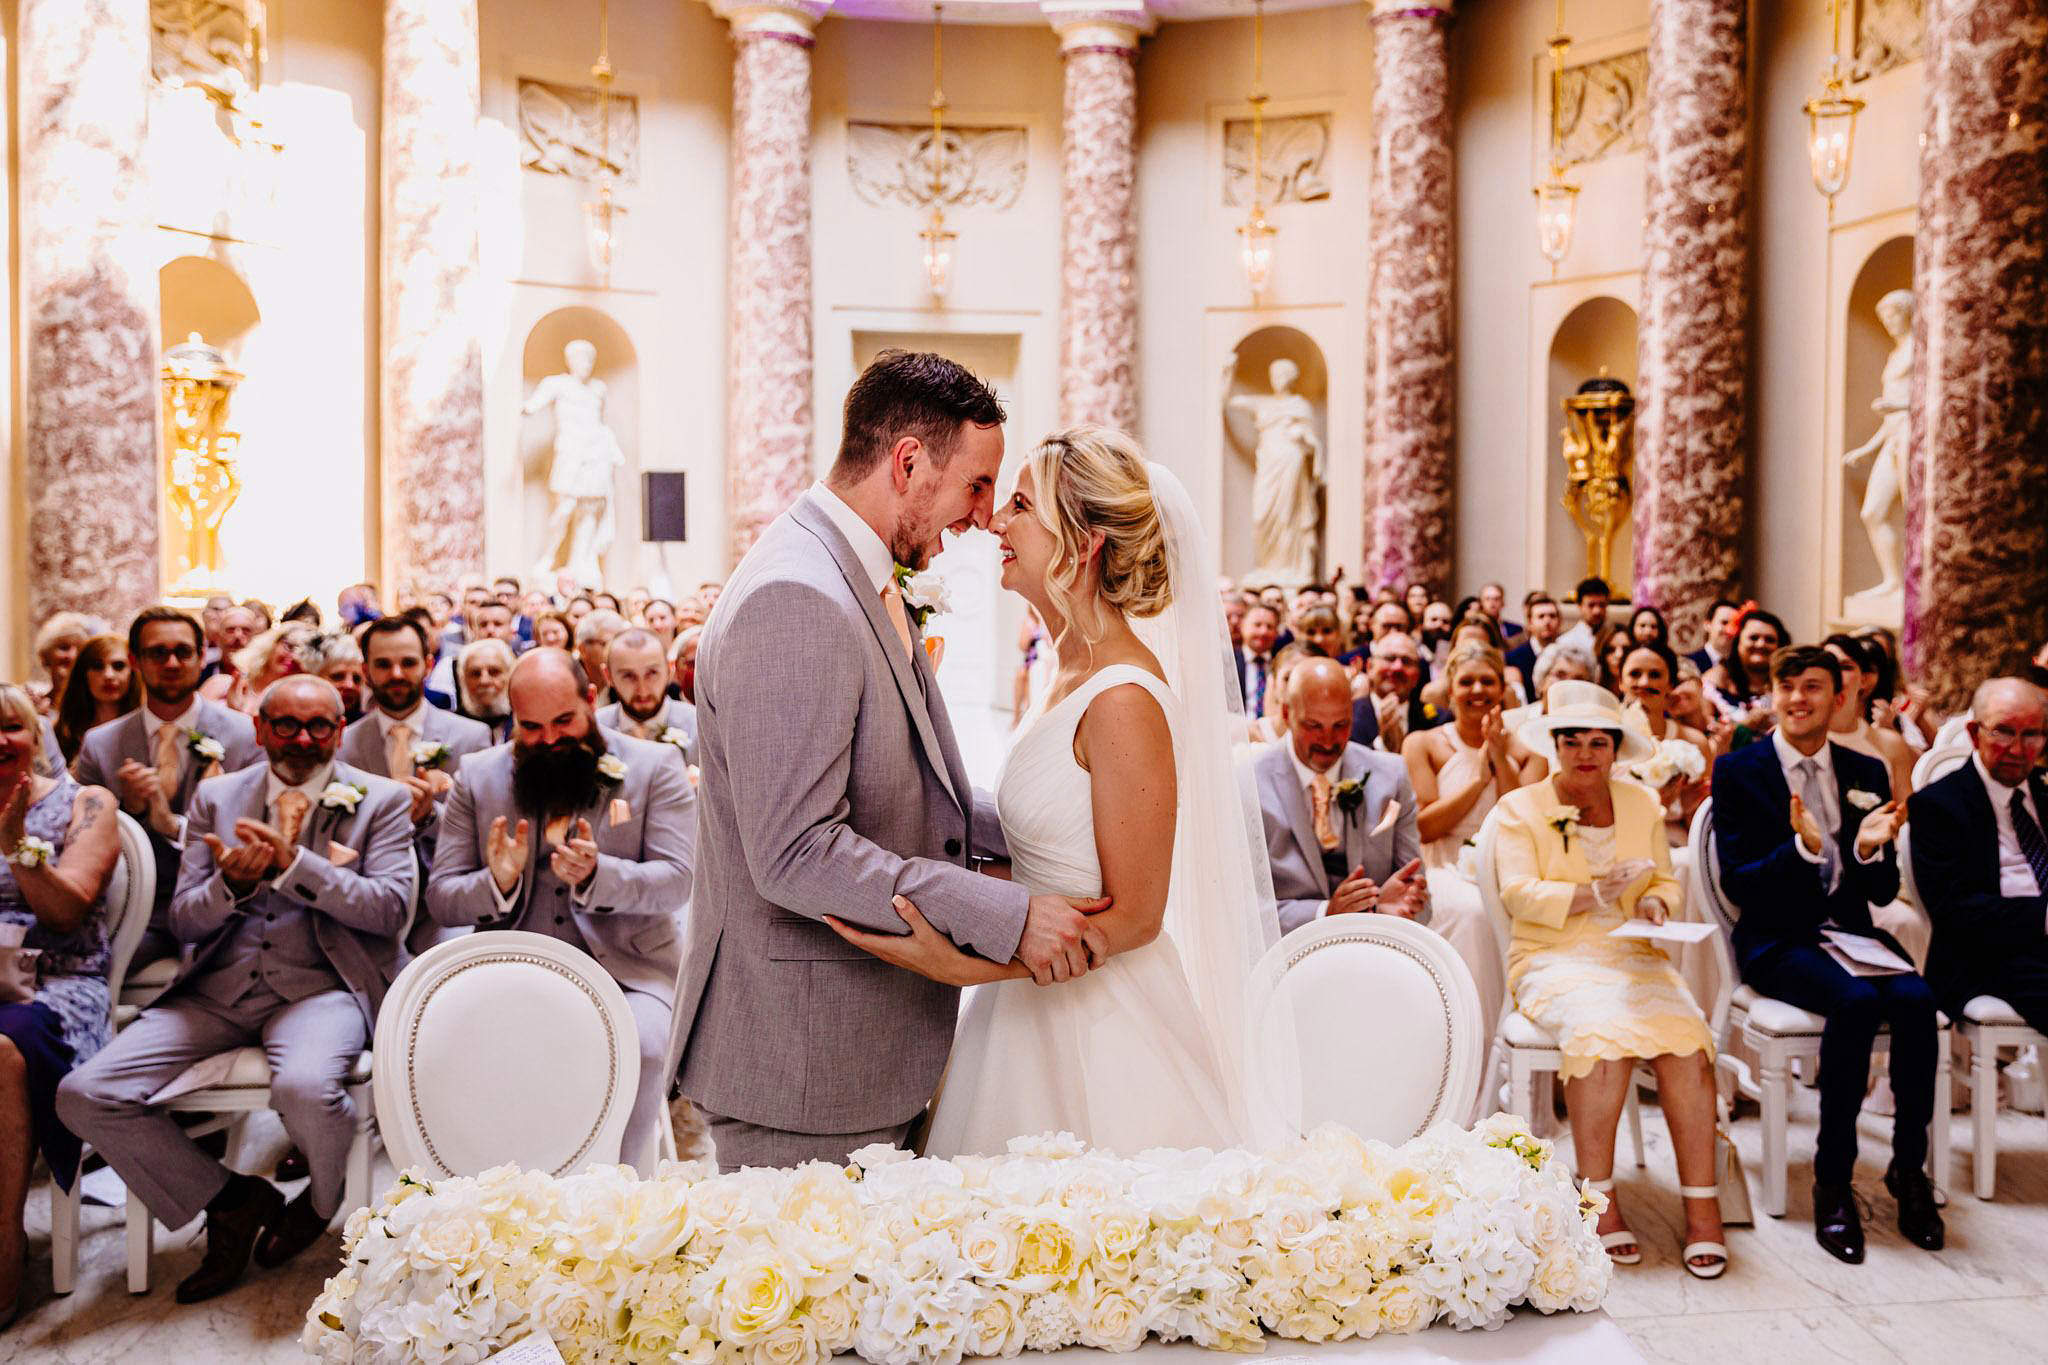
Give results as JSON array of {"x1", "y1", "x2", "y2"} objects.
[
  {"x1": 1222, "y1": 325, "x2": 1329, "y2": 584},
  {"x1": 159, "y1": 255, "x2": 260, "y2": 359},
  {"x1": 1545, "y1": 296, "x2": 1638, "y2": 597},
  {"x1": 519, "y1": 308, "x2": 640, "y2": 587},
  {"x1": 1840, "y1": 235, "x2": 1913, "y2": 609}
]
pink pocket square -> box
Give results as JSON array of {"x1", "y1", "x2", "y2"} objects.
[
  {"x1": 1371, "y1": 800, "x2": 1402, "y2": 837},
  {"x1": 609, "y1": 798, "x2": 632, "y2": 828},
  {"x1": 327, "y1": 841, "x2": 359, "y2": 867}
]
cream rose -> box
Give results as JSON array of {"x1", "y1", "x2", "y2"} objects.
[{"x1": 715, "y1": 1248, "x2": 804, "y2": 1343}]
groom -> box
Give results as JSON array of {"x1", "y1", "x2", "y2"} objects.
[{"x1": 671, "y1": 351, "x2": 1110, "y2": 1170}]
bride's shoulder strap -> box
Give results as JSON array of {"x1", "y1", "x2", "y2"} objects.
[{"x1": 1074, "y1": 663, "x2": 1176, "y2": 721}]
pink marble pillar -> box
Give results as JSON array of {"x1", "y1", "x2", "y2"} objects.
[
  {"x1": 1631, "y1": 0, "x2": 1749, "y2": 639},
  {"x1": 1906, "y1": 0, "x2": 2048, "y2": 709},
  {"x1": 1364, "y1": 1, "x2": 1454, "y2": 594},
  {"x1": 20, "y1": 0, "x2": 161, "y2": 626},
  {"x1": 721, "y1": 1, "x2": 830, "y2": 563},
  {"x1": 1049, "y1": 10, "x2": 1147, "y2": 432},
  {"x1": 381, "y1": 0, "x2": 486, "y2": 595}
]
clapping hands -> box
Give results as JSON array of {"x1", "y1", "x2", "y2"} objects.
[
  {"x1": 1592, "y1": 857, "x2": 1655, "y2": 910},
  {"x1": 201, "y1": 818, "x2": 294, "y2": 894},
  {"x1": 1853, "y1": 799, "x2": 1906, "y2": 860},
  {"x1": 486, "y1": 816, "x2": 531, "y2": 894},
  {"x1": 549, "y1": 817, "x2": 600, "y2": 890}
]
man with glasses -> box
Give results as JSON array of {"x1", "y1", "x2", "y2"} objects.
[
  {"x1": 74, "y1": 606, "x2": 262, "y2": 966},
  {"x1": 1911, "y1": 676, "x2": 2048, "y2": 1036},
  {"x1": 59, "y1": 676, "x2": 415, "y2": 1303}
]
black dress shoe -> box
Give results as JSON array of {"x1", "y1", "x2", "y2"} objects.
[
  {"x1": 274, "y1": 1145, "x2": 310, "y2": 1183},
  {"x1": 254, "y1": 1189, "x2": 333, "y2": 1270},
  {"x1": 176, "y1": 1176, "x2": 284, "y2": 1304},
  {"x1": 1812, "y1": 1180, "x2": 1865, "y2": 1264},
  {"x1": 1885, "y1": 1162, "x2": 1946, "y2": 1251}
]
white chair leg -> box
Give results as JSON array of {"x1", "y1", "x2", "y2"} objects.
[
  {"x1": 1974, "y1": 1039, "x2": 1999, "y2": 1200},
  {"x1": 1759, "y1": 1060, "x2": 1789, "y2": 1218},
  {"x1": 345, "y1": 1082, "x2": 374, "y2": 1216},
  {"x1": 50, "y1": 1175, "x2": 80, "y2": 1295},
  {"x1": 125, "y1": 1190, "x2": 153, "y2": 1295},
  {"x1": 1508, "y1": 1051, "x2": 1534, "y2": 1124},
  {"x1": 1931, "y1": 1030, "x2": 1952, "y2": 1200},
  {"x1": 1625, "y1": 1083, "x2": 1647, "y2": 1169}
]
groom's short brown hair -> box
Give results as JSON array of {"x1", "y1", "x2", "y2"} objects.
[{"x1": 833, "y1": 350, "x2": 1006, "y2": 479}]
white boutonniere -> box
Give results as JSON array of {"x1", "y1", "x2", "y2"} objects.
[
  {"x1": 187, "y1": 730, "x2": 225, "y2": 763},
  {"x1": 657, "y1": 726, "x2": 691, "y2": 754},
  {"x1": 1844, "y1": 788, "x2": 1882, "y2": 812},
  {"x1": 410, "y1": 739, "x2": 452, "y2": 770},
  {"x1": 319, "y1": 781, "x2": 368, "y2": 813},
  {"x1": 1547, "y1": 805, "x2": 1582, "y2": 854},
  {"x1": 597, "y1": 753, "x2": 628, "y2": 784},
  {"x1": 892, "y1": 564, "x2": 951, "y2": 629}
]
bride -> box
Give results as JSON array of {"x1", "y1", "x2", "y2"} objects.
[{"x1": 826, "y1": 426, "x2": 1287, "y2": 1157}]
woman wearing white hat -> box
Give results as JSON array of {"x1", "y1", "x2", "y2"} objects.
[{"x1": 1494, "y1": 680, "x2": 1726, "y2": 1279}]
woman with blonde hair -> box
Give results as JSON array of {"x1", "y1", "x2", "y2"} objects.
[
  {"x1": 30, "y1": 614, "x2": 98, "y2": 718},
  {"x1": 52, "y1": 635, "x2": 141, "y2": 766},
  {"x1": 827, "y1": 424, "x2": 1289, "y2": 1157},
  {"x1": 199, "y1": 622, "x2": 315, "y2": 715}
]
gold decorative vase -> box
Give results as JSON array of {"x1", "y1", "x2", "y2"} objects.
[
  {"x1": 162, "y1": 333, "x2": 245, "y2": 596},
  {"x1": 1559, "y1": 373, "x2": 1635, "y2": 583}
]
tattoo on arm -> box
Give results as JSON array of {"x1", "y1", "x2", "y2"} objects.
[{"x1": 72, "y1": 792, "x2": 109, "y2": 839}]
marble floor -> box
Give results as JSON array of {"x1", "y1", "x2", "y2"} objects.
[{"x1": 5, "y1": 1088, "x2": 2047, "y2": 1364}]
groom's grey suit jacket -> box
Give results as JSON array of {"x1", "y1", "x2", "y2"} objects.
[
  {"x1": 672, "y1": 490, "x2": 1027, "y2": 1137},
  {"x1": 1253, "y1": 740, "x2": 1422, "y2": 935}
]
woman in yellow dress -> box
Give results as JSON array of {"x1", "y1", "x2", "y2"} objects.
[{"x1": 1496, "y1": 681, "x2": 1726, "y2": 1279}]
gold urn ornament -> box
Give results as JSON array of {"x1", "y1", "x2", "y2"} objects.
[
  {"x1": 161, "y1": 332, "x2": 245, "y2": 596},
  {"x1": 1559, "y1": 373, "x2": 1635, "y2": 583}
]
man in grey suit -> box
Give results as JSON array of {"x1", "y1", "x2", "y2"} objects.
[
  {"x1": 1254, "y1": 658, "x2": 1428, "y2": 934},
  {"x1": 73, "y1": 606, "x2": 262, "y2": 967},
  {"x1": 58, "y1": 676, "x2": 414, "y2": 1303},
  {"x1": 670, "y1": 350, "x2": 1109, "y2": 1172},
  {"x1": 595, "y1": 627, "x2": 697, "y2": 763},
  {"x1": 427, "y1": 648, "x2": 695, "y2": 1169}
]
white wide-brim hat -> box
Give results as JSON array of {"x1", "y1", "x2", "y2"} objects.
[{"x1": 1515, "y1": 679, "x2": 1658, "y2": 765}]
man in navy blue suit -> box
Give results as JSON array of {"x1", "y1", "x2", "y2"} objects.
[
  {"x1": 1910, "y1": 677, "x2": 2048, "y2": 1033},
  {"x1": 1713, "y1": 645, "x2": 1942, "y2": 1263}
]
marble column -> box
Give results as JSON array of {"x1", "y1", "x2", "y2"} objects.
[
  {"x1": 1364, "y1": 1, "x2": 1454, "y2": 594},
  {"x1": 381, "y1": 0, "x2": 486, "y2": 594},
  {"x1": 1631, "y1": 0, "x2": 1748, "y2": 638},
  {"x1": 721, "y1": 0, "x2": 830, "y2": 563},
  {"x1": 1906, "y1": 0, "x2": 2048, "y2": 708},
  {"x1": 1048, "y1": 7, "x2": 1147, "y2": 432},
  {"x1": 20, "y1": 0, "x2": 160, "y2": 627}
]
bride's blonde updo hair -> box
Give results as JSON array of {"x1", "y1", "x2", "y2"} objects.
[{"x1": 1024, "y1": 425, "x2": 1174, "y2": 635}]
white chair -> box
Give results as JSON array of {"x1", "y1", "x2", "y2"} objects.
[
  {"x1": 373, "y1": 931, "x2": 641, "y2": 1178},
  {"x1": 1911, "y1": 744, "x2": 1971, "y2": 793},
  {"x1": 49, "y1": 811, "x2": 154, "y2": 1295},
  {"x1": 1689, "y1": 798, "x2": 1951, "y2": 1215},
  {"x1": 1244, "y1": 913, "x2": 1486, "y2": 1145}
]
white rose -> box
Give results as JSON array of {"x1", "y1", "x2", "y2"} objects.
[
  {"x1": 748, "y1": 1317, "x2": 822, "y2": 1365},
  {"x1": 1087, "y1": 1205, "x2": 1149, "y2": 1272},
  {"x1": 714, "y1": 1248, "x2": 804, "y2": 1343},
  {"x1": 967, "y1": 1288, "x2": 1028, "y2": 1358},
  {"x1": 849, "y1": 1142, "x2": 913, "y2": 1173},
  {"x1": 805, "y1": 1286, "x2": 860, "y2": 1353},
  {"x1": 1077, "y1": 1275, "x2": 1151, "y2": 1352},
  {"x1": 1374, "y1": 1274, "x2": 1433, "y2": 1334},
  {"x1": 900, "y1": 569, "x2": 952, "y2": 615},
  {"x1": 959, "y1": 1215, "x2": 1021, "y2": 1280}
]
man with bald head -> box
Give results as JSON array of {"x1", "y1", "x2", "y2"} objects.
[
  {"x1": 596, "y1": 627, "x2": 697, "y2": 762},
  {"x1": 59, "y1": 675, "x2": 416, "y2": 1302},
  {"x1": 1910, "y1": 677, "x2": 2048, "y2": 1033},
  {"x1": 428, "y1": 647, "x2": 695, "y2": 1167}
]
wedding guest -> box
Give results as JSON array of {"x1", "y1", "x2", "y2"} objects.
[
  {"x1": 1851, "y1": 625, "x2": 1940, "y2": 750},
  {"x1": 532, "y1": 610, "x2": 574, "y2": 653},
  {"x1": 58, "y1": 676, "x2": 414, "y2": 1303},
  {"x1": 1594, "y1": 622, "x2": 1632, "y2": 695},
  {"x1": 1506, "y1": 594, "x2": 1561, "y2": 699},
  {"x1": 1222, "y1": 589, "x2": 1248, "y2": 649},
  {"x1": 671, "y1": 627, "x2": 702, "y2": 707},
  {"x1": 1713, "y1": 645, "x2": 1939, "y2": 1263},
  {"x1": 53, "y1": 636, "x2": 140, "y2": 767},
  {"x1": 622, "y1": 587, "x2": 651, "y2": 625},
  {"x1": 564, "y1": 595, "x2": 595, "y2": 632},
  {"x1": 574, "y1": 610, "x2": 630, "y2": 702},
  {"x1": 30, "y1": 614, "x2": 96, "y2": 718},
  {"x1": 1616, "y1": 642, "x2": 1712, "y2": 842},
  {"x1": 1295, "y1": 606, "x2": 1347, "y2": 660},
  {"x1": 74, "y1": 608, "x2": 262, "y2": 969},
  {"x1": 1403, "y1": 582, "x2": 1432, "y2": 622},
  {"x1": 1823, "y1": 634, "x2": 1915, "y2": 807},
  {"x1": 427, "y1": 598, "x2": 517, "y2": 708},
  {"x1": 0, "y1": 683, "x2": 119, "y2": 1323},
  {"x1": 1350, "y1": 631, "x2": 1444, "y2": 754},
  {"x1": 1420, "y1": 614, "x2": 1526, "y2": 711},
  {"x1": 1502, "y1": 639, "x2": 1597, "y2": 738},
  {"x1": 1479, "y1": 581, "x2": 1523, "y2": 646},
  {"x1": 1704, "y1": 608, "x2": 1784, "y2": 735},
  {"x1": 592, "y1": 591, "x2": 623, "y2": 614},
  {"x1": 197, "y1": 595, "x2": 235, "y2": 676},
  {"x1": 1556, "y1": 577, "x2": 1612, "y2": 653},
  {"x1": 1911, "y1": 678, "x2": 2048, "y2": 1033},
  {"x1": 1248, "y1": 646, "x2": 1309, "y2": 746},
  {"x1": 1368, "y1": 599, "x2": 1413, "y2": 643},
  {"x1": 240, "y1": 599, "x2": 273, "y2": 633},
  {"x1": 1255, "y1": 659, "x2": 1427, "y2": 934},
  {"x1": 1494, "y1": 681, "x2": 1725, "y2": 1278},
  {"x1": 453, "y1": 639, "x2": 516, "y2": 743},
  {"x1": 1236, "y1": 603, "x2": 1282, "y2": 714},
  {"x1": 1628, "y1": 605, "x2": 1670, "y2": 651},
  {"x1": 427, "y1": 649, "x2": 694, "y2": 1169},
  {"x1": 1687, "y1": 599, "x2": 1742, "y2": 675},
  {"x1": 643, "y1": 598, "x2": 679, "y2": 652},
  {"x1": 1418, "y1": 600, "x2": 1456, "y2": 671},
  {"x1": 309, "y1": 631, "x2": 366, "y2": 725},
  {"x1": 596, "y1": 630, "x2": 697, "y2": 761},
  {"x1": 203, "y1": 622, "x2": 314, "y2": 716}
]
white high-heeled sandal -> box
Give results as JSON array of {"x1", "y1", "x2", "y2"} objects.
[
  {"x1": 1678, "y1": 1184, "x2": 1729, "y2": 1280},
  {"x1": 1585, "y1": 1178, "x2": 1640, "y2": 1265}
]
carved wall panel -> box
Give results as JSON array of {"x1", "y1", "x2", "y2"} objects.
[
  {"x1": 517, "y1": 77, "x2": 641, "y2": 182},
  {"x1": 1853, "y1": 0, "x2": 1924, "y2": 80},
  {"x1": 845, "y1": 123, "x2": 1028, "y2": 212},
  {"x1": 151, "y1": 0, "x2": 261, "y2": 105},
  {"x1": 1222, "y1": 113, "x2": 1331, "y2": 206},
  {"x1": 1555, "y1": 50, "x2": 1648, "y2": 168}
]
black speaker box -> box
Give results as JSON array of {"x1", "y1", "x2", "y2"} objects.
[{"x1": 643, "y1": 472, "x2": 687, "y2": 542}]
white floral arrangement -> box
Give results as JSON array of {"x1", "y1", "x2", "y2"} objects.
[
  {"x1": 187, "y1": 729, "x2": 226, "y2": 764},
  {"x1": 304, "y1": 1116, "x2": 1609, "y2": 1365},
  {"x1": 7, "y1": 835, "x2": 57, "y2": 869},
  {"x1": 319, "y1": 781, "x2": 368, "y2": 813},
  {"x1": 1622, "y1": 739, "x2": 1708, "y2": 792},
  {"x1": 597, "y1": 754, "x2": 629, "y2": 784}
]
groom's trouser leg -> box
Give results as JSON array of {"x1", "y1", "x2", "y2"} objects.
[
  {"x1": 621, "y1": 990, "x2": 672, "y2": 1170},
  {"x1": 700, "y1": 1110, "x2": 914, "y2": 1172}
]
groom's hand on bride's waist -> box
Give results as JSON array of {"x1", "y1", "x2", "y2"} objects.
[{"x1": 1019, "y1": 894, "x2": 1113, "y2": 986}]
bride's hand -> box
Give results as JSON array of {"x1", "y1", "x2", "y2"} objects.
[{"x1": 825, "y1": 897, "x2": 1020, "y2": 987}]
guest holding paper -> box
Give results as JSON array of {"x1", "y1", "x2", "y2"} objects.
[
  {"x1": 1712, "y1": 644, "x2": 1939, "y2": 1264},
  {"x1": 1494, "y1": 681, "x2": 1724, "y2": 1279}
]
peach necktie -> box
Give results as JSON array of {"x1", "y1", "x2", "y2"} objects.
[
  {"x1": 386, "y1": 722, "x2": 416, "y2": 780},
  {"x1": 1310, "y1": 774, "x2": 1340, "y2": 851},
  {"x1": 152, "y1": 723, "x2": 184, "y2": 803},
  {"x1": 880, "y1": 582, "x2": 916, "y2": 661},
  {"x1": 275, "y1": 789, "x2": 311, "y2": 848}
]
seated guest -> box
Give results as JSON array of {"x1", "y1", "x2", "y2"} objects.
[
  {"x1": 1406, "y1": 644, "x2": 1545, "y2": 1028},
  {"x1": 1687, "y1": 599, "x2": 1742, "y2": 675},
  {"x1": 643, "y1": 598, "x2": 680, "y2": 653},
  {"x1": 1505, "y1": 593, "x2": 1561, "y2": 699},
  {"x1": 1236, "y1": 602, "x2": 1283, "y2": 714},
  {"x1": 308, "y1": 630, "x2": 367, "y2": 725},
  {"x1": 1713, "y1": 645, "x2": 1939, "y2": 1263},
  {"x1": 1248, "y1": 645, "x2": 1309, "y2": 746},
  {"x1": 574, "y1": 610, "x2": 631, "y2": 703},
  {"x1": 1627, "y1": 605, "x2": 1671, "y2": 651},
  {"x1": 1420, "y1": 614, "x2": 1528, "y2": 711},
  {"x1": 74, "y1": 608, "x2": 262, "y2": 969},
  {"x1": 453, "y1": 638, "x2": 516, "y2": 742},
  {"x1": 1911, "y1": 677, "x2": 2048, "y2": 1033},
  {"x1": 1254, "y1": 658, "x2": 1427, "y2": 936},
  {"x1": 1555, "y1": 576, "x2": 1611, "y2": 653},
  {"x1": 1294, "y1": 606, "x2": 1348, "y2": 661},
  {"x1": 1478, "y1": 581, "x2": 1522, "y2": 647},
  {"x1": 1823, "y1": 634, "x2": 1915, "y2": 798},
  {"x1": 202, "y1": 622, "x2": 316, "y2": 717},
  {"x1": 532, "y1": 609, "x2": 574, "y2": 653},
  {"x1": 427, "y1": 649, "x2": 694, "y2": 1169},
  {"x1": 1417, "y1": 601, "x2": 1456, "y2": 671},
  {"x1": 53, "y1": 634, "x2": 139, "y2": 767},
  {"x1": 1704, "y1": 607, "x2": 1784, "y2": 736},
  {"x1": 426, "y1": 597, "x2": 518, "y2": 708},
  {"x1": 671, "y1": 626, "x2": 703, "y2": 707},
  {"x1": 30, "y1": 613, "x2": 96, "y2": 717},
  {"x1": 596, "y1": 630, "x2": 697, "y2": 762},
  {"x1": 0, "y1": 684, "x2": 119, "y2": 1321},
  {"x1": 58, "y1": 677, "x2": 415, "y2": 1303},
  {"x1": 1349, "y1": 631, "x2": 1445, "y2": 754},
  {"x1": 1494, "y1": 681, "x2": 1725, "y2": 1278},
  {"x1": 1616, "y1": 641, "x2": 1713, "y2": 843},
  {"x1": 1594, "y1": 622, "x2": 1632, "y2": 695}
]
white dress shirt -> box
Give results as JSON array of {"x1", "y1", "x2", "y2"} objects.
[
  {"x1": 1974, "y1": 754, "x2": 2045, "y2": 900},
  {"x1": 373, "y1": 701, "x2": 426, "y2": 740},
  {"x1": 811, "y1": 481, "x2": 895, "y2": 595}
]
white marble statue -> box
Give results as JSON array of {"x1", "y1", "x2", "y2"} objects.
[
  {"x1": 525, "y1": 339, "x2": 626, "y2": 588},
  {"x1": 1842, "y1": 288, "x2": 1912, "y2": 614},
  {"x1": 1228, "y1": 356, "x2": 1324, "y2": 588}
]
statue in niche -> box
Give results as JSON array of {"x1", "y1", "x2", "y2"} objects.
[
  {"x1": 1559, "y1": 373, "x2": 1635, "y2": 583},
  {"x1": 525, "y1": 339, "x2": 626, "y2": 589},
  {"x1": 1842, "y1": 288, "x2": 1912, "y2": 616},
  {"x1": 1227, "y1": 356, "x2": 1324, "y2": 589}
]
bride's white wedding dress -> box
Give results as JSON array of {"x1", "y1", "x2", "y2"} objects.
[{"x1": 923, "y1": 663, "x2": 1241, "y2": 1158}]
